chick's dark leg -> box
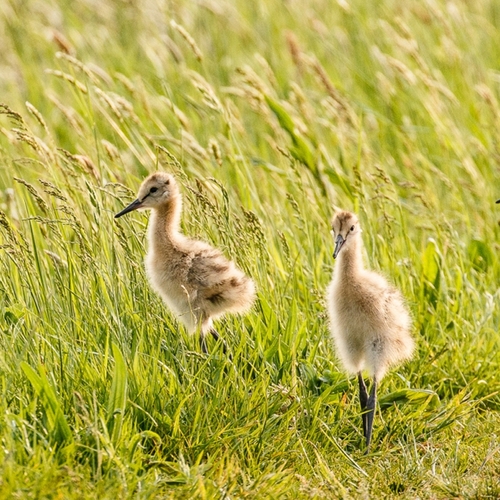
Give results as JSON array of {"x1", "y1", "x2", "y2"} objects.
[
  {"x1": 199, "y1": 316, "x2": 211, "y2": 354},
  {"x1": 365, "y1": 379, "x2": 378, "y2": 452},
  {"x1": 358, "y1": 372, "x2": 368, "y2": 440},
  {"x1": 210, "y1": 327, "x2": 227, "y2": 354},
  {"x1": 199, "y1": 332, "x2": 209, "y2": 354},
  {"x1": 199, "y1": 316, "x2": 227, "y2": 354}
]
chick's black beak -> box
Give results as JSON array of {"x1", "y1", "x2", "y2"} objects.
[
  {"x1": 333, "y1": 234, "x2": 345, "y2": 259},
  {"x1": 115, "y1": 198, "x2": 143, "y2": 218}
]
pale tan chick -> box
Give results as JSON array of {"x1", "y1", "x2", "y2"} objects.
[
  {"x1": 115, "y1": 172, "x2": 256, "y2": 352},
  {"x1": 326, "y1": 210, "x2": 414, "y2": 450}
]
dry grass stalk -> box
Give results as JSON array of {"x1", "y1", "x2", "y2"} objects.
[
  {"x1": 47, "y1": 95, "x2": 84, "y2": 135},
  {"x1": 52, "y1": 30, "x2": 74, "y2": 55},
  {"x1": 39, "y1": 180, "x2": 69, "y2": 203},
  {"x1": 0, "y1": 104, "x2": 28, "y2": 130},
  {"x1": 189, "y1": 71, "x2": 223, "y2": 113},
  {"x1": 25, "y1": 102, "x2": 49, "y2": 135},
  {"x1": 45, "y1": 70, "x2": 88, "y2": 93},
  {"x1": 170, "y1": 20, "x2": 203, "y2": 62},
  {"x1": 13, "y1": 178, "x2": 49, "y2": 213},
  {"x1": 286, "y1": 31, "x2": 303, "y2": 73},
  {"x1": 209, "y1": 139, "x2": 223, "y2": 166}
]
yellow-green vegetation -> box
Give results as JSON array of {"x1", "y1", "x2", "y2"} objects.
[{"x1": 0, "y1": 0, "x2": 499, "y2": 498}]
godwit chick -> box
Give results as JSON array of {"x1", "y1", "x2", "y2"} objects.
[
  {"x1": 115, "y1": 172, "x2": 256, "y2": 353},
  {"x1": 326, "y1": 211, "x2": 414, "y2": 450}
]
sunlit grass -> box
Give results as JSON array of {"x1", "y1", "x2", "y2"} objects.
[{"x1": 0, "y1": 0, "x2": 499, "y2": 497}]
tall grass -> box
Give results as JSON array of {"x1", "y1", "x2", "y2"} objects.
[{"x1": 0, "y1": 0, "x2": 499, "y2": 497}]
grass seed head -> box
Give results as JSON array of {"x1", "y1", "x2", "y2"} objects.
[
  {"x1": 45, "y1": 69, "x2": 88, "y2": 93},
  {"x1": 13, "y1": 178, "x2": 49, "y2": 214},
  {"x1": 25, "y1": 102, "x2": 49, "y2": 135},
  {"x1": 209, "y1": 139, "x2": 223, "y2": 166},
  {"x1": 170, "y1": 20, "x2": 203, "y2": 62}
]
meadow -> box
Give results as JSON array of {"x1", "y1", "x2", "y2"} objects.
[{"x1": 0, "y1": 0, "x2": 499, "y2": 498}]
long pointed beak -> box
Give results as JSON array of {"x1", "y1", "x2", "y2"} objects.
[
  {"x1": 333, "y1": 234, "x2": 345, "y2": 259},
  {"x1": 115, "y1": 198, "x2": 143, "y2": 218},
  {"x1": 496, "y1": 199, "x2": 500, "y2": 203}
]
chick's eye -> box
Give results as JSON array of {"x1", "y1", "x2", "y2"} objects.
[
  {"x1": 150, "y1": 187, "x2": 158, "y2": 193},
  {"x1": 350, "y1": 225, "x2": 355, "y2": 232}
]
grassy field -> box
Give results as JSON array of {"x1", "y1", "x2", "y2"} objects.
[{"x1": 0, "y1": 0, "x2": 499, "y2": 498}]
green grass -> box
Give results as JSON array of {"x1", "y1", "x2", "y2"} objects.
[{"x1": 0, "y1": 0, "x2": 499, "y2": 497}]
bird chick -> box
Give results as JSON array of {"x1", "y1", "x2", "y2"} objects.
[
  {"x1": 326, "y1": 210, "x2": 414, "y2": 450},
  {"x1": 115, "y1": 172, "x2": 256, "y2": 352}
]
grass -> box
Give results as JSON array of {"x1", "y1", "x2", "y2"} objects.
[{"x1": 0, "y1": 0, "x2": 499, "y2": 497}]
